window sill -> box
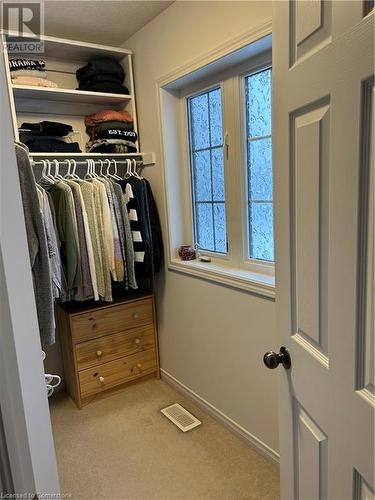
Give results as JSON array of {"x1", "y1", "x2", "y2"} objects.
[{"x1": 169, "y1": 258, "x2": 275, "y2": 299}]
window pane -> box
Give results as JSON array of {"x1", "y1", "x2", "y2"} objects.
[
  {"x1": 188, "y1": 86, "x2": 227, "y2": 254},
  {"x1": 209, "y1": 88, "x2": 223, "y2": 147},
  {"x1": 246, "y1": 67, "x2": 274, "y2": 262},
  {"x1": 196, "y1": 203, "x2": 214, "y2": 251},
  {"x1": 190, "y1": 93, "x2": 209, "y2": 150},
  {"x1": 246, "y1": 68, "x2": 272, "y2": 138},
  {"x1": 211, "y1": 147, "x2": 225, "y2": 201},
  {"x1": 193, "y1": 150, "x2": 211, "y2": 201},
  {"x1": 249, "y1": 202, "x2": 274, "y2": 261},
  {"x1": 248, "y1": 138, "x2": 273, "y2": 201},
  {"x1": 214, "y1": 203, "x2": 227, "y2": 253}
]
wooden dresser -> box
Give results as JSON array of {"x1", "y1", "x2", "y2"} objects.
[{"x1": 57, "y1": 293, "x2": 160, "y2": 408}]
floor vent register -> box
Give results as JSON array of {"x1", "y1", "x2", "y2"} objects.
[{"x1": 161, "y1": 403, "x2": 202, "y2": 432}]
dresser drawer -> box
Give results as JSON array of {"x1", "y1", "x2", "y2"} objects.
[
  {"x1": 79, "y1": 349, "x2": 157, "y2": 398},
  {"x1": 70, "y1": 298, "x2": 153, "y2": 342},
  {"x1": 75, "y1": 325, "x2": 155, "y2": 371}
]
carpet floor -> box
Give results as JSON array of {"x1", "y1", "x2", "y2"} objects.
[{"x1": 49, "y1": 378, "x2": 279, "y2": 500}]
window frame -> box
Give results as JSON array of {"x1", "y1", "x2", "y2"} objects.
[{"x1": 182, "y1": 53, "x2": 274, "y2": 276}]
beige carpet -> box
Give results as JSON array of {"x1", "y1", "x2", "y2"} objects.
[{"x1": 49, "y1": 378, "x2": 279, "y2": 500}]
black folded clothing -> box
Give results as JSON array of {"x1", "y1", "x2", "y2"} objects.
[
  {"x1": 77, "y1": 81, "x2": 130, "y2": 95},
  {"x1": 94, "y1": 120, "x2": 134, "y2": 132},
  {"x1": 20, "y1": 121, "x2": 73, "y2": 137},
  {"x1": 9, "y1": 58, "x2": 45, "y2": 72},
  {"x1": 77, "y1": 73, "x2": 123, "y2": 85},
  {"x1": 25, "y1": 137, "x2": 81, "y2": 153},
  {"x1": 76, "y1": 57, "x2": 125, "y2": 84},
  {"x1": 86, "y1": 120, "x2": 134, "y2": 142},
  {"x1": 95, "y1": 128, "x2": 138, "y2": 143},
  {"x1": 89, "y1": 141, "x2": 137, "y2": 154}
]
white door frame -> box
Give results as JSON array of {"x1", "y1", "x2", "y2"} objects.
[{"x1": 0, "y1": 51, "x2": 60, "y2": 496}]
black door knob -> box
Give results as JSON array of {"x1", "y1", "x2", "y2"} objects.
[{"x1": 263, "y1": 346, "x2": 291, "y2": 370}]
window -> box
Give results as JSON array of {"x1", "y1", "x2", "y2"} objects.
[
  {"x1": 159, "y1": 36, "x2": 274, "y2": 295},
  {"x1": 188, "y1": 87, "x2": 227, "y2": 253},
  {"x1": 245, "y1": 68, "x2": 274, "y2": 262},
  {"x1": 185, "y1": 63, "x2": 274, "y2": 271}
]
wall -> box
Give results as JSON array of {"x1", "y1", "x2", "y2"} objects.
[{"x1": 124, "y1": 1, "x2": 279, "y2": 456}]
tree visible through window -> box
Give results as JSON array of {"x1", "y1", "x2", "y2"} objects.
[
  {"x1": 188, "y1": 88, "x2": 227, "y2": 253},
  {"x1": 245, "y1": 68, "x2": 274, "y2": 262}
]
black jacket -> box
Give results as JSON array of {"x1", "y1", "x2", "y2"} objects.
[{"x1": 118, "y1": 177, "x2": 163, "y2": 286}]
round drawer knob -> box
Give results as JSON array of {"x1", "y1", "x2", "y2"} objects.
[
  {"x1": 137, "y1": 363, "x2": 142, "y2": 369},
  {"x1": 133, "y1": 313, "x2": 139, "y2": 319},
  {"x1": 96, "y1": 350, "x2": 102, "y2": 357},
  {"x1": 99, "y1": 376, "x2": 105, "y2": 384},
  {"x1": 134, "y1": 338, "x2": 141, "y2": 345}
]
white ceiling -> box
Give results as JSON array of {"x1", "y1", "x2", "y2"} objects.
[{"x1": 42, "y1": 1, "x2": 174, "y2": 46}]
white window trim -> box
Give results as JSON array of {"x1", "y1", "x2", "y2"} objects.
[{"x1": 156, "y1": 21, "x2": 274, "y2": 299}]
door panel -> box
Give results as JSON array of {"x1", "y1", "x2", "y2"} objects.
[
  {"x1": 292, "y1": 101, "x2": 330, "y2": 360},
  {"x1": 291, "y1": 0, "x2": 332, "y2": 65},
  {"x1": 354, "y1": 469, "x2": 375, "y2": 500},
  {"x1": 273, "y1": 1, "x2": 374, "y2": 498},
  {"x1": 294, "y1": 403, "x2": 328, "y2": 500},
  {"x1": 357, "y1": 79, "x2": 374, "y2": 402}
]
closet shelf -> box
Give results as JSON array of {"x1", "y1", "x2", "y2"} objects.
[
  {"x1": 4, "y1": 31, "x2": 132, "y2": 61},
  {"x1": 12, "y1": 86, "x2": 132, "y2": 115}
]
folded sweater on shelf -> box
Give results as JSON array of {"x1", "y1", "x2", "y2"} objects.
[
  {"x1": 84, "y1": 109, "x2": 133, "y2": 126},
  {"x1": 20, "y1": 121, "x2": 73, "y2": 137},
  {"x1": 9, "y1": 58, "x2": 45, "y2": 72},
  {"x1": 25, "y1": 137, "x2": 81, "y2": 153},
  {"x1": 87, "y1": 120, "x2": 134, "y2": 133},
  {"x1": 12, "y1": 75, "x2": 58, "y2": 88},
  {"x1": 76, "y1": 57, "x2": 128, "y2": 95},
  {"x1": 94, "y1": 128, "x2": 138, "y2": 143},
  {"x1": 87, "y1": 138, "x2": 137, "y2": 154},
  {"x1": 11, "y1": 69, "x2": 47, "y2": 78},
  {"x1": 76, "y1": 57, "x2": 125, "y2": 83},
  {"x1": 77, "y1": 81, "x2": 130, "y2": 94},
  {"x1": 85, "y1": 120, "x2": 134, "y2": 141}
]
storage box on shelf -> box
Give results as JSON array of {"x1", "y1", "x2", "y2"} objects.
[
  {"x1": 57, "y1": 293, "x2": 160, "y2": 409},
  {"x1": 2, "y1": 32, "x2": 140, "y2": 153}
]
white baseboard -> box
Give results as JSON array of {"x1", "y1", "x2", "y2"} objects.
[{"x1": 160, "y1": 368, "x2": 280, "y2": 466}]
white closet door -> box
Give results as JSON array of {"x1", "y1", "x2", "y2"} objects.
[
  {"x1": 0, "y1": 50, "x2": 60, "y2": 495},
  {"x1": 272, "y1": 1, "x2": 374, "y2": 498}
]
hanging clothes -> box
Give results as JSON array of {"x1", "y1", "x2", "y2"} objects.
[
  {"x1": 143, "y1": 178, "x2": 164, "y2": 274},
  {"x1": 119, "y1": 178, "x2": 150, "y2": 279},
  {"x1": 98, "y1": 176, "x2": 124, "y2": 282},
  {"x1": 118, "y1": 175, "x2": 163, "y2": 288},
  {"x1": 17, "y1": 148, "x2": 163, "y2": 347},
  {"x1": 64, "y1": 180, "x2": 95, "y2": 300},
  {"x1": 39, "y1": 178, "x2": 80, "y2": 300},
  {"x1": 91, "y1": 178, "x2": 113, "y2": 302},
  {"x1": 111, "y1": 179, "x2": 137, "y2": 289},
  {"x1": 80, "y1": 180, "x2": 106, "y2": 299},
  {"x1": 37, "y1": 185, "x2": 62, "y2": 299},
  {"x1": 15, "y1": 143, "x2": 55, "y2": 346}
]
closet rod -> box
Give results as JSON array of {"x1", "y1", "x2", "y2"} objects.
[{"x1": 31, "y1": 159, "x2": 144, "y2": 167}]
